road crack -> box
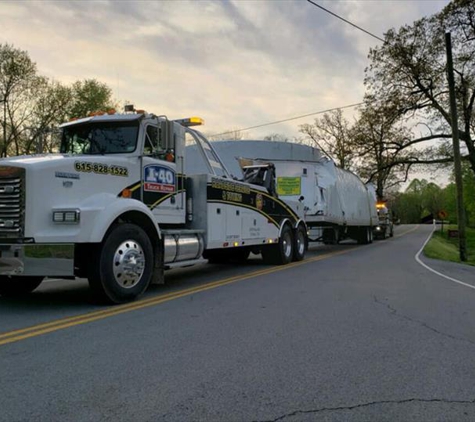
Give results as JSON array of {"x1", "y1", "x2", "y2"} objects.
[
  {"x1": 373, "y1": 295, "x2": 475, "y2": 346},
  {"x1": 255, "y1": 397, "x2": 475, "y2": 422}
]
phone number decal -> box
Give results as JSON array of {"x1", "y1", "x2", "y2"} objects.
[{"x1": 74, "y1": 162, "x2": 129, "y2": 177}]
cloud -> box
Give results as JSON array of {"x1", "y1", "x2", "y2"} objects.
[{"x1": 0, "y1": 0, "x2": 450, "y2": 139}]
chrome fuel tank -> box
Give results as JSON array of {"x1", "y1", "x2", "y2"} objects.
[{"x1": 163, "y1": 232, "x2": 204, "y2": 264}]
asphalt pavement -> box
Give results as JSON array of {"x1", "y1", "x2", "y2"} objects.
[{"x1": 1, "y1": 224, "x2": 475, "y2": 422}]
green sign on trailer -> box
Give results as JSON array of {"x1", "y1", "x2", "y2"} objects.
[{"x1": 277, "y1": 177, "x2": 301, "y2": 196}]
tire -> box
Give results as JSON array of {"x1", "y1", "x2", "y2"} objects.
[
  {"x1": 359, "y1": 227, "x2": 372, "y2": 245},
  {"x1": 88, "y1": 223, "x2": 154, "y2": 304},
  {"x1": 293, "y1": 225, "x2": 307, "y2": 262},
  {"x1": 0, "y1": 276, "x2": 43, "y2": 297},
  {"x1": 389, "y1": 226, "x2": 394, "y2": 237},
  {"x1": 262, "y1": 224, "x2": 294, "y2": 265}
]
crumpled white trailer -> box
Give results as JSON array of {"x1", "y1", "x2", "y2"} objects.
[{"x1": 186, "y1": 140, "x2": 379, "y2": 244}]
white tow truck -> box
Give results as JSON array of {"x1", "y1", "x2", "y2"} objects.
[{"x1": 0, "y1": 110, "x2": 307, "y2": 303}]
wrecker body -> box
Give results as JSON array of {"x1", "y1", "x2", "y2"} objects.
[{"x1": 0, "y1": 110, "x2": 307, "y2": 303}]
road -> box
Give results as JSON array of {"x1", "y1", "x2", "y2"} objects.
[{"x1": 2, "y1": 224, "x2": 475, "y2": 421}]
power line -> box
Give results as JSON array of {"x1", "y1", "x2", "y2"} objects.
[
  {"x1": 213, "y1": 102, "x2": 364, "y2": 137},
  {"x1": 307, "y1": 0, "x2": 385, "y2": 43}
]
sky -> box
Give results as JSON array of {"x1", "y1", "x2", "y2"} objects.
[{"x1": 0, "y1": 0, "x2": 450, "y2": 142}]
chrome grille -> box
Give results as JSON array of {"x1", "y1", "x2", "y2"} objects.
[{"x1": 0, "y1": 167, "x2": 25, "y2": 238}]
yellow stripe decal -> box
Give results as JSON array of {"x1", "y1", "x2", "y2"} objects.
[
  {"x1": 129, "y1": 182, "x2": 141, "y2": 192},
  {"x1": 250, "y1": 188, "x2": 299, "y2": 221},
  {"x1": 149, "y1": 189, "x2": 185, "y2": 210}
]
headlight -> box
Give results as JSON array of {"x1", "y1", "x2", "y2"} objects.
[{"x1": 52, "y1": 209, "x2": 80, "y2": 224}]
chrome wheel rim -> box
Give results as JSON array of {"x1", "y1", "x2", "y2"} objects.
[
  {"x1": 113, "y1": 240, "x2": 145, "y2": 289},
  {"x1": 296, "y1": 230, "x2": 305, "y2": 256},
  {"x1": 282, "y1": 231, "x2": 292, "y2": 258}
]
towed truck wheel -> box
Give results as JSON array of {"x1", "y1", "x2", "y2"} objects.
[
  {"x1": 0, "y1": 276, "x2": 44, "y2": 297},
  {"x1": 262, "y1": 224, "x2": 294, "y2": 265},
  {"x1": 358, "y1": 226, "x2": 372, "y2": 245},
  {"x1": 88, "y1": 223, "x2": 153, "y2": 304}
]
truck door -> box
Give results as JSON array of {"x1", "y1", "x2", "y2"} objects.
[{"x1": 141, "y1": 124, "x2": 185, "y2": 225}]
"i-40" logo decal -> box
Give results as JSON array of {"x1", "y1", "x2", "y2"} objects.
[{"x1": 144, "y1": 165, "x2": 175, "y2": 193}]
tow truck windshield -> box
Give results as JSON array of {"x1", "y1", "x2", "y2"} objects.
[{"x1": 60, "y1": 122, "x2": 139, "y2": 155}]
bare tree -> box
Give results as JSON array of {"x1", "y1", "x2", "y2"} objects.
[
  {"x1": 365, "y1": 0, "x2": 475, "y2": 178},
  {"x1": 1, "y1": 43, "x2": 119, "y2": 156},
  {"x1": 206, "y1": 129, "x2": 247, "y2": 141},
  {"x1": 299, "y1": 109, "x2": 355, "y2": 170},
  {"x1": 0, "y1": 43, "x2": 37, "y2": 156}
]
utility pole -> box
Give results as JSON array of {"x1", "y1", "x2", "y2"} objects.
[
  {"x1": 0, "y1": 97, "x2": 5, "y2": 157},
  {"x1": 445, "y1": 32, "x2": 467, "y2": 262}
]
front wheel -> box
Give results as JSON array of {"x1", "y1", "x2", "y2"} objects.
[
  {"x1": 0, "y1": 276, "x2": 44, "y2": 297},
  {"x1": 88, "y1": 224, "x2": 154, "y2": 304},
  {"x1": 262, "y1": 224, "x2": 294, "y2": 265}
]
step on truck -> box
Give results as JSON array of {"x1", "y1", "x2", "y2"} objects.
[{"x1": 0, "y1": 109, "x2": 307, "y2": 303}]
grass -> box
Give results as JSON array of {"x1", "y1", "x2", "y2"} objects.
[{"x1": 424, "y1": 225, "x2": 475, "y2": 266}]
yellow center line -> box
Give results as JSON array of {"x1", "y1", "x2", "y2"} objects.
[
  {"x1": 0, "y1": 225, "x2": 419, "y2": 346},
  {"x1": 393, "y1": 224, "x2": 419, "y2": 238}
]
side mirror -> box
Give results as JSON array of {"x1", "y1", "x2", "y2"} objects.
[{"x1": 158, "y1": 120, "x2": 175, "y2": 151}]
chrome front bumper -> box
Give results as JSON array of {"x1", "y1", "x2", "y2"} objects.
[{"x1": 0, "y1": 244, "x2": 74, "y2": 276}]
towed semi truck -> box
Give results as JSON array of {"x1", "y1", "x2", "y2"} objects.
[
  {"x1": 187, "y1": 141, "x2": 380, "y2": 245},
  {"x1": 373, "y1": 205, "x2": 394, "y2": 239},
  {"x1": 0, "y1": 111, "x2": 307, "y2": 303}
]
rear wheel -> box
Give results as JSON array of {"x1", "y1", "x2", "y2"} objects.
[
  {"x1": 262, "y1": 224, "x2": 294, "y2": 265},
  {"x1": 293, "y1": 225, "x2": 307, "y2": 262},
  {"x1": 88, "y1": 223, "x2": 153, "y2": 304},
  {"x1": 358, "y1": 227, "x2": 372, "y2": 245},
  {"x1": 0, "y1": 276, "x2": 44, "y2": 297}
]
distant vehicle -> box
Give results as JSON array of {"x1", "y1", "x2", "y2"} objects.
[{"x1": 372, "y1": 201, "x2": 394, "y2": 240}]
